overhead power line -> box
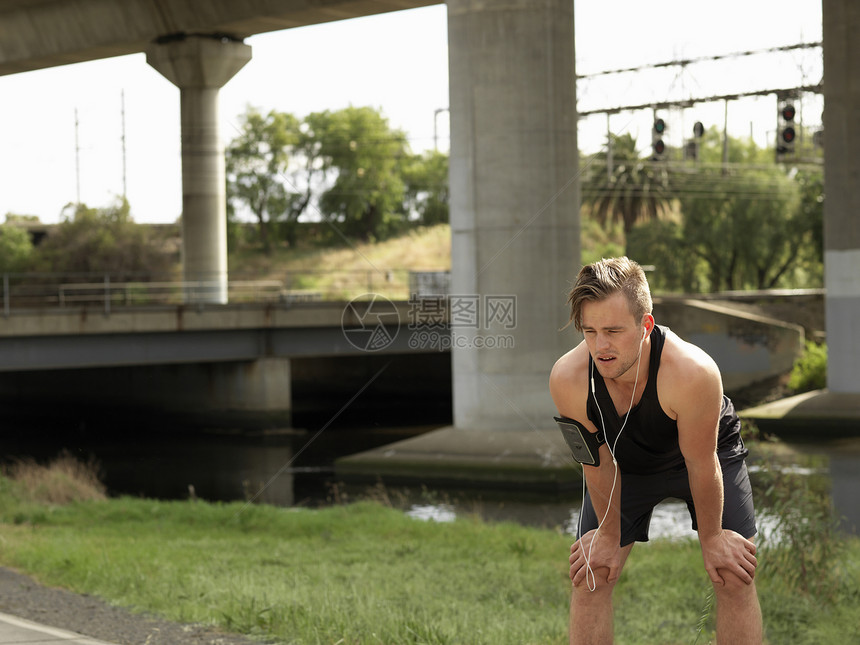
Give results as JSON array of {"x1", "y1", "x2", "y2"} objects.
[
  {"x1": 578, "y1": 83, "x2": 823, "y2": 117},
  {"x1": 577, "y1": 42, "x2": 822, "y2": 79}
]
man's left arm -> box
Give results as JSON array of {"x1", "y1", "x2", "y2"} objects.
[{"x1": 676, "y1": 363, "x2": 757, "y2": 586}]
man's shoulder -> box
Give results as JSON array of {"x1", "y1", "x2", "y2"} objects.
[
  {"x1": 657, "y1": 329, "x2": 725, "y2": 432},
  {"x1": 551, "y1": 342, "x2": 589, "y2": 383},
  {"x1": 660, "y1": 329, "x2": 722, "y2": 388},
  {"x1": 550, "y1": 342, "x2": 590, "y2": 417}
]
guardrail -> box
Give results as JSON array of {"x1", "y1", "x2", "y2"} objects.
[
  {"x1": 0, "y1": 270, "x2": 451, "y2": 315},
  {"x1": 1, "y1": 274, "x2": 320, "y2": 315},
  {"x1": 281, "y1": 268, "x2": 450, "y2": 301},
  {"x1": 57, "y1": 280, "x2": 296, "y2": 308}
]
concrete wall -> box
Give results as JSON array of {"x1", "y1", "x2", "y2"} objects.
[
  {"x1": 654, "y1": 298, "x2": 804, "y2": 394},
  {"x1": 694, "y1": 290, "x2": 824, "y2": 340}
]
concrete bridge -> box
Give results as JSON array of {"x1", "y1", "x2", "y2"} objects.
[
  {"x1": 0, "y1": 289, "x2": 806, "y2": 430},
  {"x1": 0, "y1": 0, "x2": 858, "y2": 488},
  {"x1": 0, "y1": 295, "x2": 444, "y2": 424}
]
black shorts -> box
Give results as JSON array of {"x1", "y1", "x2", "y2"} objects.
[{"x1": 578, "y1": 458, "x2": 757, "y2": 547}]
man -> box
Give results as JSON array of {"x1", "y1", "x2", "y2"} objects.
[{"x1": 549, "y1": 257, "x2": 761, "y2": 645}]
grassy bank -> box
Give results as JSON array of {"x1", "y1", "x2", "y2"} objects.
[
  {"x1": 228, "y1": 224, "x2": 451, "y2": 300},
  {"x1": 1, "y1": 464, "x2": 859, "y2": 645},
  {"x1": 225, "y1": 218, "x2": 620, "y2": 300}
]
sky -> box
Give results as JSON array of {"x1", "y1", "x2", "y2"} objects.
[{"x1": 0, "y1": 1, "x2": 823, "y2": 225}]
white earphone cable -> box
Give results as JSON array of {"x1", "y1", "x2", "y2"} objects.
[{"x1": 580, "y1": 330, "x2": 646, "y2": 591}]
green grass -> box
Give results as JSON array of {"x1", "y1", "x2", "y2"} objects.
[
  {"x1": 225, "y1": 215, "x2": 626, "y2": 301},
  {"x1": 228, "y1": 224, "x2": 451, "y2": 300},
  {"x1": 1, "y1": 485, "x2": 858, "y2": 645},
  {"x1": 0, "y1": 497, "x2": 570, "y2": 644},
  {"x1": 227, "y1": 216, "x2": 627, "y2": 301}
]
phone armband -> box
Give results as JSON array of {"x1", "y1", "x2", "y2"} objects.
[{"x1": 554, "y1": 416, "x2": 606, "y2": 466}]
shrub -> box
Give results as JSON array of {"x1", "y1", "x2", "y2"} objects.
[
  {"x1": 788, "y1": 340, "x2": 827, "y2": 393},
  {"x1": 4, "y1": 451, "x2": 106, "y2": 505}
]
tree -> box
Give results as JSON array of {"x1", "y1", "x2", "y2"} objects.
[
  {"x1": 695, "y1": 125, "x2": 774, "y2": 166},
  {"x1": 304, "y1": 106, "x2": 409, "y2": 242},
  {"x1": 0, "y1": 216, "x2": 35, "y2": 273},
  {"x1": 630, "y1": 167, "x2": 809, "y2": 292},
  {"x1": 625, "y1": 219, "x2": 701, "y2": 293},
  {"x1": 627, "y1": 128, "x2": 823, "y2": 293},
  {"x1": 580, "y1": 132, "x2": 673, "y2": 241},
  {"x1": 34, "y1": 198, "x2": 175, "y2": 277},
  {"x1": 402, "y1": 150, "x2": 449, "y2": 225},
  {"x1": 226, "y1": 107, "x2": 311, "y2": 252},
  {"x1": 791, "y1": 167, "x2": 824, "y2": 287}
]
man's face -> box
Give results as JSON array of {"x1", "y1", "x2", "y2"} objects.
[{"x1": 580, "y1": 292, "x2": 645, "y2": 382}]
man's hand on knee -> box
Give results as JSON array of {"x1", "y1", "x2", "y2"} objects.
[
  {"x1": 700, "y1": 529, "x2": 757, "y2": 587},
  {"x1": 569, "y1": 529, "x2": 622, "y2": 589}
]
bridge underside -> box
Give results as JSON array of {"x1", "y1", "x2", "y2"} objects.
[{"x1": 0, "y1": 0, "x2": 438, "y2": 75}]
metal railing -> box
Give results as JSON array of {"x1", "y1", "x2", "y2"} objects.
[
  {"x1": 57, "y1": 279, "x2": 288, "y2": 307},
  {"x1": 0, "y1": 270, "x2": 450, "y2": 316},
  {"x1": 1, "y1": 274, "x2": 317, "y2": 315}
]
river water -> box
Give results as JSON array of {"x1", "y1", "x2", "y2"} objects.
[{"x1": 1, "y1": 411, "x2": 857, "y2": 539}]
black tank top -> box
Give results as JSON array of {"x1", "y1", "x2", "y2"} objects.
[{"x1": 586, "y1": 325, "x2": 748, "y2": 475}]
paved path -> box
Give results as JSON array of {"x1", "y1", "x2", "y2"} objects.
[{"x1": 0, "y1": 611, "x2": 117, "y2": 644}]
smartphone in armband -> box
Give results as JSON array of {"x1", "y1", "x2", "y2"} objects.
[{"x1": 554, "y1": 416, "x2": 606, "y2": 466}]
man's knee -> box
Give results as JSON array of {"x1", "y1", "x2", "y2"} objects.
[
  {"x1": 572, "y1": 567, "x2": 619, "y2": 599},
  {"x1": 712, "y1": 568, "x2": 758, "y2": 600}
]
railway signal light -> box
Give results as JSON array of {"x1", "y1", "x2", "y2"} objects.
[
  {"x1": 686, "y1": 121, "x2": 705, "y2": 161},
  {"x1": 652, "y1": 118, "x2": 666, "y2": 161},
  {"x1": 777, "y1": 96, "x2": 797, "y2": 160}
]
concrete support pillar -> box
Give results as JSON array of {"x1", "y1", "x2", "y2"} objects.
[
  {"x1": 822, "y1": 0, "x2": 860, "y2": 393},
  {"x1": 447, "y1": 0, "x2": 580, "y2": 430},
  {"x1": 143, "y1": 358, "x2": 292, "y2": 425},
  {"x1": 146, "y1": 35, "x2": 252, "y2": 304}
]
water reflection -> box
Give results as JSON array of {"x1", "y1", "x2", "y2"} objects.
[
  {"x1": 405, "y1": 497, "x2": 775, "y2": 542},
  {"x1": 390, "y1": 482, "x2": 700, "y2": 540},
  {"x1": 406, "y1": 498, "x2": 701, "y2": 541},
  {"x1": 754, "y1": 437, "x2": 860, "y2": 537},
  {"x1": 99, "y1": 435, "x2": 298, "y2": 506},
  {"x1": 407, "y1": 503, "x2": 457, "y2": 523},
  {"x1": 396, "y1": 437, "x2": 859, "y2": 543},
  {"x1": 0, "y1": 429, "x2": 301, "y2": 507}
]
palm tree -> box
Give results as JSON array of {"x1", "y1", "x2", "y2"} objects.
[{"x1": 581, "y1": 133, "x2": 674, "y2": 239}]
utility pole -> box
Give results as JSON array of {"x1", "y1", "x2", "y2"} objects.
[
  {"x1": 721, "y1": 99, "x2": 729, "y2": 175},
  {"x1": 74, "y1": 108, "x2": 81, "y2": 204},
  {"x1": 606, "y1": 113, "x2": 613, "y2": 179},
  {"x1": 433, "y1": 107, "x2": 449, "y2": 151},
  {"x1": 121, "y1": 90, "x2": 127, "y2": 200}
]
